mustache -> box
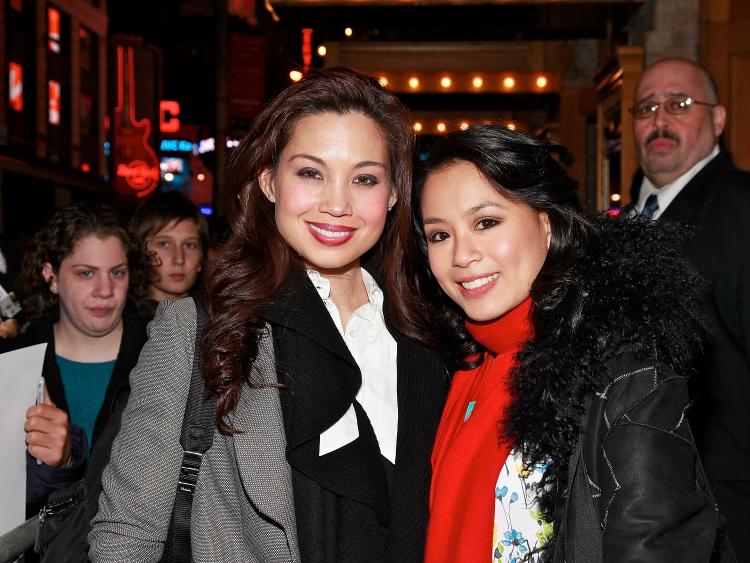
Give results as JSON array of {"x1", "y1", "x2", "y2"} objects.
[{"x1": 646, "y1": 129, "x2": 680, "y2": 145}]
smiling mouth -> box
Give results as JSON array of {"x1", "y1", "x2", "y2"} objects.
[
  {"x1": 307, "y1": 222, "x2": 356, "y2": 246},
  {"x1": 460, "y1": 273, "x2": 500, "y2": 290},
  {"x1": 309, "y1": 224, "x2": 352, "y2": 238}
]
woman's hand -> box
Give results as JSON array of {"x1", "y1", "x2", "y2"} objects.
[
  {"x1": 0, "y1": 318, "x2": 19, "y2": 339},
  {"x1": 25, "y1": 388, "x2": 72, "y2": 467}
]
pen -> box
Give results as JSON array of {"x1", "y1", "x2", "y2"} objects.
[{"x1": 35, "y1": 376, "x2": 45, "y2": 466}]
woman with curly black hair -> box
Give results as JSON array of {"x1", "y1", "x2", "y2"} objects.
[
  {"x1": 12, "y1": 202, "x2": 147, "y2": 519},
  {"x1": 416, "y1": 125, "x2": 729, "y2": 562}
]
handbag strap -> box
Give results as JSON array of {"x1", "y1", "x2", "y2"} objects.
[{"x1": 161, "y1": 299, "x2": 215, "y2": 563}]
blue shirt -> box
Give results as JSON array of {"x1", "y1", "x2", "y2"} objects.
[{"x1": 56, "y1": 356, "x2": 116, "y2": 450}]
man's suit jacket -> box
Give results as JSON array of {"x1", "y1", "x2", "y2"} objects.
[{"x1": 631, "y1": 151, "x2": 750, "y2": 483}]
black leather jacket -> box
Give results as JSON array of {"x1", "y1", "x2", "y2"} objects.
[
  {"x1": 502, "y1": 218, "x2": 734, "y2": 562},
  {"x1": 554, "y1": 353, "x2": 731, "y2": 562}
]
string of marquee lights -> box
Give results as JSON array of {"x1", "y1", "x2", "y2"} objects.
[{"x1": 288, "y1": 29, "x2": 556, "y2": 135}]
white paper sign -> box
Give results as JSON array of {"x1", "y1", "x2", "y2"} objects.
[{"x1": 0, "y1": 343, "x2": 47, "y2": 536}]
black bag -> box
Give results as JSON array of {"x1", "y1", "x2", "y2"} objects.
[{"x1": 35, "y1": 385, "x2": 130, "y2": 563}]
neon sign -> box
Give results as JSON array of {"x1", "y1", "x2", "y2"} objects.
[
  {"x1": 113, "y1": 45, "x2": 160, "y2": 198},
  {"x1": 160, "y1": 139, "x2": 193, "y2": 152},
  {"x1": 302, "y1": 28, "x2": 313, "y2": 72},
  {"x1": 160, "y1": 100, "x2": 181, "y2": 133},
  {"x1": 9, "y1": 62, "x2": 22, "y2": 111}
]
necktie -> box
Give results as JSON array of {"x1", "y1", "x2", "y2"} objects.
[{"x1": 641, "y1": 193, "x2": 659, "y2": 220}]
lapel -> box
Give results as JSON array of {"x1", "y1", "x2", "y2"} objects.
[
  {"x1": 264, "y1": 271, "x2": 357, "y2": 368},
  {"x1": 262, "y1": 267, "x2": 447, "y2": 532},
  {"x1": 41, "y1": 322, "x2": 69, "y2": 413},
  {"x1": 388, "y1": 311, "x2": 447, "y2": 488},
  {"x1": 393, "y1": 332, "x2": 447, "y2": 462},
  {"x1": 381, "y1": 296, "x2": 448, "y2": 450},
  {"x1": 92, "y1": 302, "x2": 146, "y2": 445},
  {"x1": 266, "y1": 272, "x2": 390, "y2": 519},
  {"x1": 661, "y1": 151, "x2": 730, "y2": 224},
  {"x1": 632, "y1": 151, "x2": 730, "y2": 225},
  {"x1": 383, "y1": 309, "x2": 447, "y2": 556},
  {"x1": 228, "y1": 328, "x2": 297, "y2": 537}
]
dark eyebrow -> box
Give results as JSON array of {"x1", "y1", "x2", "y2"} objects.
[
  {"x1": 288, "y1": 153, "x2": 324, "y2": 164},
  {"x1": 469, "y1": 201, "x2": 506, "y2": 213},
  {"x1": 70, "y1": 262, "x2": 128, "y2": 270},
  {"x1": 288, "y1": 154, "x2": 386, "y2": 171},
  {"x1": 354, "y1": 160, "x2": 387, "y2": 170},
  {"x1": 422, "y1": 201, "x2": 506, "y2": 225}
]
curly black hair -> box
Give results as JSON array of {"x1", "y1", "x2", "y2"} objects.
[{"x1": 23, "y1": 202, "x2": 149, "y2": 322}]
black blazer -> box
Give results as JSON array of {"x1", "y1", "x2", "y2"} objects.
[
  {"x1": 265, "y1": 272, "x2": 447, "y2": 562},
  {"x1": 631, "y1": 151, "x2": 750, "y2": 482}
]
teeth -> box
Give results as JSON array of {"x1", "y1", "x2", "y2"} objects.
[
  {"x1": 461, "y1": 273, "x2": 499, "y2": 290},
  {"x1": 309, "y1": 224, "x2": 352, "y2": 238}
]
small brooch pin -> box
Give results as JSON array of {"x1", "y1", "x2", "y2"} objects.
[{"x1": 464, "y1": 400, "x2": 476, "y2": 422}]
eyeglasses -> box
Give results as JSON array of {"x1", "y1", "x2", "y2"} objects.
[{"x1": 629, "y1": 95, "x2": 718, "y2": 119}]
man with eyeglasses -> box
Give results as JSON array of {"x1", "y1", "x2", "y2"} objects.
[{"x1": 630, "y1": 57, "x2": 750, "y2": 561}]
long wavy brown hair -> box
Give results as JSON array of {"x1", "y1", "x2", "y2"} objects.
[{"x1": 203, "y1": 67, "x2": 436, "y2": 431}]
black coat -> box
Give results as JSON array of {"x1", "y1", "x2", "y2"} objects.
[
  {"x1": 631, "y1": 152, "x2": 750, "y2": 483},
  {"x1": 265, "y1": 272, "x2": 447, "y2": 562},
  {"x1": 502, "y1": 218, "x2": 725, "y2": 561}
]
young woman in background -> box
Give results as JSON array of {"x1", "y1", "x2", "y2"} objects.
[
  {"x1": 130, "y1": 191, "x2": 208, "y2": 317},
  {"x1": 16, "y1": 203, "x2": 147, "y2": 517}
]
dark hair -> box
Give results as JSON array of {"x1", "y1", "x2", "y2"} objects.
[
  {"x1": 204, "y1": 67, "x2": 428, "y2": 431},
  {"x1": 23, "y1": 202, "x2": 148, "y2": 322},
  {"x1": 131, "y1": 191, "x2": 209, "y2": 255},
  {"x1": 413, "y1": 125, "x2": 598, "y2": 370}
]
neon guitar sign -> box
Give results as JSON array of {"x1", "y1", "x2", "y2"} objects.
[{"x1": 113, "y1": 45, "x2": 159, "y2": 198}]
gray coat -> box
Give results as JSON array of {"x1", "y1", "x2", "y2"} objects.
[{"x1": 89, "y1": 298, "x2": 301, "y2": 563}]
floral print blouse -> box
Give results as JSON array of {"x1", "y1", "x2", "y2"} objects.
[{"x1": 492, "y1": 450, "x2": 552, "y2": 562}]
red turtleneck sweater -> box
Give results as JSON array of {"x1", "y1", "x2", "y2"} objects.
[{"x1": 425, "y1": 298, "x2": 533, "y2": 563}]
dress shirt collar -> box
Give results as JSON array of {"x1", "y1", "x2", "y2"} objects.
[
  {"x1": 637, "y1": 145, "x2": 719, "y2": 220},
  {"x1": 306, "y1": 267, "x2": 384, "y2": 321}
]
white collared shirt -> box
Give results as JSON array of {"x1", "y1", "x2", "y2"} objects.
[
  {"x1": 636, "y1": 145, "x2": 719, "y2": 220},
  {"x1": 307, "y1": 268, "x2": 399, "y2": 464}
]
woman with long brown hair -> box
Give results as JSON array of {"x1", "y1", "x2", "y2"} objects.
[{"x1": 90, "y1": 68, "x2": 446, "y2": 562}]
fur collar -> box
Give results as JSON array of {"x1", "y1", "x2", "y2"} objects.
[{"x1": 504, "y1": 216, "x2": 706, "y2": 524}]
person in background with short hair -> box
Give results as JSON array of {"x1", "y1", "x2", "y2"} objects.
[
  {"x1": 629, "y1": 58, "x2": 750, "y2": 560},
  {"x1": 130, "y1": 191, "x2": 208, "y2": 317},
  {"x1": 8, "y1": 202, "x2": 148, "y2": 517}
]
